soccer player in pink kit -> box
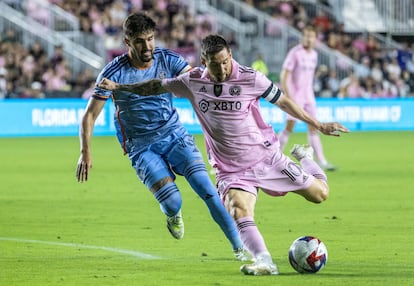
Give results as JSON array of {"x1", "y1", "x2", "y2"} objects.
[
  {"x1": 98, "y1": 35, "x2": 349, "y2": 275},
  {"x1": 279, "y1": 25, "x2": 336, "y2": 171}
]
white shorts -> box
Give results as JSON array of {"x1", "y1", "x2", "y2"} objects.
[{"x1": 216, "y1": 149, "x2": 314, "y2": 200}]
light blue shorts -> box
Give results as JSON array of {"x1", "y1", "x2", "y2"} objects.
[{"x1": 125, "y1": 127, "x2": 206, "y2": 189}]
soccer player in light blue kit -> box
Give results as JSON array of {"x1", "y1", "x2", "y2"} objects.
[{"x1": 75, "y1": 13, "x2": 247, "y2": 260}]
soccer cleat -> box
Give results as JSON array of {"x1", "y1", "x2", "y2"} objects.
[
  {"x1": 233, "y1": 248, "x2": 254, "y2": 262},
  {"x1": 166, "y1": 210, "x2": 184, "y2": 239},
  {"x1": 240, "y1": 254, "x2": 279, "y2": 276},
  {"x1": 290, "y1": 144, "x2": 314, "y2": 161},
  {"x1": 319, "y1": 161, "x2": 337, "y2": 171}
]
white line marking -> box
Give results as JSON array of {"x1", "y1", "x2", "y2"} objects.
[{"x1": 0, "y1": 237, "x2": 161, "y2": 259}]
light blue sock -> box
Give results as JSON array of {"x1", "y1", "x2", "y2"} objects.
[
  {"x1": 186, "y1": 169, "x2": 243, "y2": 250},
  {"x1": 153, "y1": 182, "x2": 182, "y2": 217}
]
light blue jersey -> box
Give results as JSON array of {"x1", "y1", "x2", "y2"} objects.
[{"x1": 93, "y1": 47, "x2": 190, "y2": 148}]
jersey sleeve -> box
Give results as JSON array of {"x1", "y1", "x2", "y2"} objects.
[
  {"x1": 92, "y1": 63, "x2": 117, "y2": 101},
  {"x1": 281, "y1": 48, "x2": 297, "y2": 72},
  {"x1": 165, "y1": 50, "x2": 191, "y2": 76},
  {"x1": 162, "y1": 73, "x2": 193, "y2": 99}
]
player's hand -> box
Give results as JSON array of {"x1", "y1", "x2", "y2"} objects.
[
  {"x1": 98, "y1": 78, "x2": 118, "y2": 91},
  {"x1": 76, "y1": 153, "x2": 92, "y2": 182},
  {"x1": 319, "y1": 122, "x2": 350, "y2": 136}
]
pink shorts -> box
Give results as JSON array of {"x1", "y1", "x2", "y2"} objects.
[{"x1": 216, "y1": 149, "x2": 314, "y2": 200}]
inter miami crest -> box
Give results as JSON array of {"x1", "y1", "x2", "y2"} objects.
[
  {"x1": 229, "y1": 85, "x2": 241, "y2": 96},
  {"x1": 214, "y1": 85, "x2": 222, "y2": 97}
]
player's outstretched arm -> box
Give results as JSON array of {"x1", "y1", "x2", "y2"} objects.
[
  {"x1": 276, "y1": 93, "x2": 350, "y2": 136},
  {"x1": 76, "y1": 98, "x2": 105, "y2": 182},
  {"x1": 98, "y1": 78, "x2": 167, "y2": 97}
]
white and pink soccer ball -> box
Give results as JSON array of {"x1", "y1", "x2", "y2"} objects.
[{"x1": 288, "y1": 236, "x2": 328, "y2": 274}]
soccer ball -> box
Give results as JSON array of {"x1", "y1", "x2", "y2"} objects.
[{"x1": 288, "y1": 236, "x2": 328, "y2": 274}]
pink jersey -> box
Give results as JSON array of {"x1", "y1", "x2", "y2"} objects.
[
  {"x1": 162, "y1": 60, "x2": 282, "y2": 173},
  {"x1": 282, "y1": 44, "x2": 317, "y2": 102}
]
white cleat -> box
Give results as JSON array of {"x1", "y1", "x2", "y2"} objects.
[
  {"x1": 233, "y1": 248, "x2": 254, "y2": 262},
  {"x1": 240, "y1": 254, "x2": 279, "y2": 276},
  {"x1": 166, "y1": 210, "x2": 184, "y2": 239},
  {"x1": 290, "y1": 144, "x2": 314, "y2": 161}
]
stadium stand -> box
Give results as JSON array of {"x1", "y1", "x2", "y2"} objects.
[{"x1": 0, "y1": 0, "x2": 413, "y2": 99}]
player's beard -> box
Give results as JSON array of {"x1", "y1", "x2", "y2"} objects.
[
  {"x1": 215, "y1": 73, "x2": 229, "y2": 82},
  {"x1": 302, "y1": 39, "x2": 315, "y2": 50},
  {"x1": 139, "y1": 50, "x2": 153, "y2": 62}
]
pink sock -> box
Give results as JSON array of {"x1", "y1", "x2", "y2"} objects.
[
  {"x1": 278, "y1": 129, "x2": 290, "y2": 151},
  {"x1": 236, "y1": 217, "x2": 268, "y2": 258},
  {"x1": 308, "y1": 132, "x2": 327, "y2": 164},
  {"x1": 301, "y1": 158, "x2": 327, "y2": 182}
]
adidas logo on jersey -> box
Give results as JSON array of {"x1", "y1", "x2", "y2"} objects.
[{"x1": 199, "y1": 86, "x2": 207, "y2": 92}]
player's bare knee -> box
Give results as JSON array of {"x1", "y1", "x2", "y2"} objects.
[
  {"x1": 227, "y1": 201, "x2": 246, "y2": 219},
  {"x1": 225, "y1": 198, "x2": 252, "y2": 219}
]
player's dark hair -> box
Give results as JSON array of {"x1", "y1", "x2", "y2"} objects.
[
  {"x1": 123, "y1": 12, "x2": 156, "y2": 38},
  {"x1": 201, "y1": 34, "x2": 230, "y2": 60}
]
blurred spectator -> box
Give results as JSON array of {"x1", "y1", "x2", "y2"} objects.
[
  {"x1": 351, "y1": 34, "x2": 367, "y2": 54},
  {"x1": 361, "y1": 76, "x2": 381, "y2": 99},
  {"x1": 325, "y1": 69, "x2": 340, "y2": 98},
  {"x1": 166, "y1": 0, "x2": 180, "y2": 26},
  {"x1": 338, "y1": 70, "x2": 365, "y2": 99},
  {"x1": 396, "y1": 42, "x2": 413, "y2": 72},
  {"x1": 381, "y1": 76, "x2": 399, "y2": 98},
  {"x1": 224, "y1": 31, "x2": 238, "y2": 51},
  {"x1": 196, "y1": 14, "x2": 217, "y2": 40},
  {"x1": 354, "y1": 56, "x2": 371, "y2": 79},
  {"x1": 402, "y1": 70, "x2": 414, "y2": 96},
  {"x1": 314, "y1": 64, "x2": 329, "y2": 96},
  {"x1": 4, "y1": 81, "x2": 19, "y2": 99},
  {"x1": 0, "y1": 67, "x2": 7, "y2": 99},
  {"x1": 2, "y1": 29, "x2": 18, "y2": 44},
  {"x1": 314, "y1": 65, "x2": 341, "y2": 98},
  {"x1": 251, "y1": 53, "x2": 269, "y2": 76},
  {"x1": 43, "y1": 67, "x2": 68, "y2": 91},
  {"x1": 366, "y1": 34, "x2": 380, "y2": 56},
  {"x1": 21, "y1": 55, "x2": 36, "y2": 85},
  {"x1": 26, "y1": 0, "x2": 50, "y2": 27},
  {"x1": 30, "y1": 81, "x2": 46, "y2": 99},
  {"x1": 326, "y1": 31, "x2": 342, "y2": 50},
  {"x1": 50, "y1": 44, "x2": 65, "y2": 66},
  {"x1": 72, "y1": 68, "x2": 96, "y2": 93},
  {"x1": 81, "y1": 81, "x2": 95, "y2": 100},
  {"x1": 370, "y1": 61, "x2": 384, "y2": 83},
  {"x1": 313, "y1": 10, "x2": 331, "y2": 34},
  {"x1": 384, "y1": 58, "x2": 402, "y2": 80},
  {"x1": 266, "y1": 9, "x2": 288, "y2": 37},
  {"x1": 28, "y1": 41, "x2": 46, "y2": 62}
]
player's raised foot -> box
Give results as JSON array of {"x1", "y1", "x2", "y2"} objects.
[
  {"x1": 233, "y1": 247, "x2": 254, "y2": 262},
  {"x1": 319, "y1": 161, "x2": 337, "y2": 171},
  {"x1": 240, "y1": 253, "x2": 279, "y2": 276},
  {"x1": 166, "y1": 210, "x2": 184, "y2": 239},
  {"x1": 290, "y1": 144, "x2": 314, "y2": 161}
]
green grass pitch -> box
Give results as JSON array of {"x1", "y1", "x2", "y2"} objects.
[{"x1": 1, "y1": 131, "x2": 413, "y2": 286}]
